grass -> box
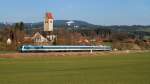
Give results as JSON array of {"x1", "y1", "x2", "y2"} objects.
[
  {"x1": 101, "y1": 42, "x2": 112, "y2": 46},
  {"x1": 0, "y1": 51, "x2": 17, "y2": 54},
  {"x1": 0, "y1": 52, "x2": 150, "y2": 84}
]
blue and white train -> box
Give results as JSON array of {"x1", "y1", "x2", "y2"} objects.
[{"x1": 18, "y1": 45, "x2": 112, "y2": 52}]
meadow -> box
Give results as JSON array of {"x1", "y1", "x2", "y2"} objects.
[{"x1": 0, "y1": 52, "x2": 150, "y2": 84}]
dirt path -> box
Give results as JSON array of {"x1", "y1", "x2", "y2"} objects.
[{"x1": 0, "y1": 52, "x2": 96, "y2": 58}]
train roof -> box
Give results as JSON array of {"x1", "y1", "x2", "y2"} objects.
[{"x1": 22, "y1": 45, "x2": 111, "y2": 47}]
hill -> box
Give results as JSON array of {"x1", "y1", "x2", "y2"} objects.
[
  {"x1": 1, "y1": 20, "x2": 150, "y2": 33},
  {"x1": 23, "y1": 20, "x2": 96, "y2": 29},
  {"x1": 0, "y1": 23, "x2": 5, "y2": 29}
]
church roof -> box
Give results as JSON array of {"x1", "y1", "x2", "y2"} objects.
[{"x1": 46, "y1": 12, "x2": 53, "y2": 19}]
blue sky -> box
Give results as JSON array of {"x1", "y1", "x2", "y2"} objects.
[{"x1": 0, "y1": 0, "x2": 150, "y2": 25}]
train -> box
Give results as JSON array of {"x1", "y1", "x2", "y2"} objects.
[{"x1": 18, "y1": 45, "x2": 112, "y2": 52}]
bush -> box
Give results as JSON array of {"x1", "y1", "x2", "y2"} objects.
[{"x1": 112, "y1": 42, "x2": 141, "y2": 50}]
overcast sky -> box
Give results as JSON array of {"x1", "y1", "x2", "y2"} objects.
[{"x1": 0, "y1": 0, "x2": 150, "y2": 25}]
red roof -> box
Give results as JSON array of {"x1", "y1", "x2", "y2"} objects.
[{"x1": 46, "y1": 12, "x2": 53, "y2": 19}]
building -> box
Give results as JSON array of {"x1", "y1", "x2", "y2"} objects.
[
  {"x1": 6, "y1": 38, "x2": 12, "y2": 45},
  {"x1": 32, "y1": 32, "x2": 48, "y2": 44},
  {"x1": 44, "y1": 12, "x2": 54, "y2": 32},
  {"x1": 23, "y1": 12, "x2": 56, "y2": 45},
  {"x1": 24, "y1": 32, "x2": 49, "y2": 45},
  {"x1": 23, "y1": 32, "x2": 56, "y2": 45}
]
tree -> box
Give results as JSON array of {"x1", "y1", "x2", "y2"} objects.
[
  {"x1": 14, "y1": 22, "x2": 24, "y2": 31},
  {"x1": 111, "y1": 32, "x2": 129, "y2": 42},
  {"x1": 20, "y1": 22, "x2": 24, "y2": 31},
  {"x1": 10, "y1": 22, "x2": 26, "y2": 46}
]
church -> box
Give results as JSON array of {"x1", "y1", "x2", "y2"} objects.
[{"x1": 23, "y1": 12, "x2": 56, "y2": 45}]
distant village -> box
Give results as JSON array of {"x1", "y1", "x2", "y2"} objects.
[{"x1": 0, "y1": 12, "x2": 150, "y2": 51}]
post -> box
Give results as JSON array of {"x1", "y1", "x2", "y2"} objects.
[{"x1": 90, "y1": 49, "x2": 93, "y2": 54}]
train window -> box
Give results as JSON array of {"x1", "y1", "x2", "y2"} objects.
[
  {"x1": 24, "y1": 47, "x2": 30, "y2": 49},
  {"x1": 34, "y1": 47, "x2": 40, "y2": 49}
]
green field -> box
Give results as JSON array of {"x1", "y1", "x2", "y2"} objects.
[
  {"x1": 0, "y1": 51, "x2": 16, "y2": 54},
  {"x1": 0, "y1": 52, "x2": 150, "y2": 84}
]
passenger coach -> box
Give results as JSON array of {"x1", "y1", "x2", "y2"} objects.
[{"x1": 18, "y1": 45, "x2": 112, "y2": 52}]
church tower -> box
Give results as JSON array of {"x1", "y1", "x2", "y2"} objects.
[{"x1": 44, "y1": 12, "x2": 54, "y2": 32}]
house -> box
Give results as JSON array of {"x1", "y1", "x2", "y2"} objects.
[
  {"x1": 32, "y1": 32, "x2": 49, "y2": 45},
  {"x1": 77, "y1": 37, "x2": 90, "y2": 45},
  {"x1": 6, "y1": 38, "x2": 12, "y2": 45},
  {"x1": 23, "y1": 32, "x2": 49, "y2": 45},
  {"x1": 23, "y1": 32, "x2": 57, "y2": 45}
]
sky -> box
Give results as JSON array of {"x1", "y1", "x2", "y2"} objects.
[{"x1": 0, "y1": 0, "x2": 150, "y2": 25}]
